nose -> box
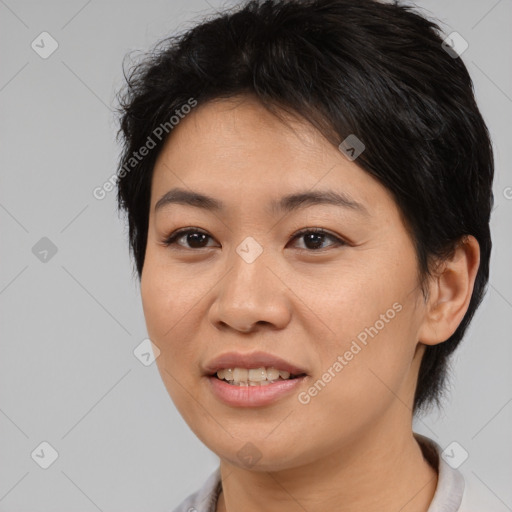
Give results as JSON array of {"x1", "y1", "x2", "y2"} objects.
[{"x1": 208, "y1": 249, "x2": 292, "y2": 334}]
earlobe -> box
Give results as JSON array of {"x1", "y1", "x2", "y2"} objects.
[{"x1": 418, "y1": 235, "x2": 480, "y2": 346}]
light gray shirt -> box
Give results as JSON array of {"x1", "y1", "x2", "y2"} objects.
[{"x1": 170, "y1": 433, "x2": 492, "y2": 511}]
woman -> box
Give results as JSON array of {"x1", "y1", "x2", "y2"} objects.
[{"x1": 115, "y1": 0, "x2": 494, "y2": 510}]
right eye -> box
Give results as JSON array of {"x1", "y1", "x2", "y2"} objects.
[{"x1": 161, "y1": 228, "x2": 217, "y2": 250}]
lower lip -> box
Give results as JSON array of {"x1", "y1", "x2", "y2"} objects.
[{"x1": 206, "y1": 375, "x2": 307, "y2": 407}]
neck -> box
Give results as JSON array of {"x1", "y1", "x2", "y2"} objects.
[{"x1": 216, "y1": 421, "x2": 438, "y2": 512}]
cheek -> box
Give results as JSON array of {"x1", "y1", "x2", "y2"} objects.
[
  {"x1": 141, "y1": 250, "x2": 203, "y2": 338},
  {"x1": 141, "y1": 264, "x2": 205, "y2": 423},
  {"x1": 306, "y1": 253, "x2": 420, "y2": 409},
  {"x1": 140, "y1": 258, "x2": 203, "y2": 379},
  {"x1": 298, "y1": 310, "x2": 417, "y2": 438}
]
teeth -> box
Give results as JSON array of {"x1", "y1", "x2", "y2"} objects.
[
  {"x1": 248, "y1": 368, "x2": 266, "y2": 381},
  {"x1": 233, "y1": 368, "x2": 248, "y2": 382},
  {"x1": 266, "y1": 368, "x2": 280, "y2": 380},
  {"x1": 215, "y1": 366, "x2": 299, "y2": 385}
]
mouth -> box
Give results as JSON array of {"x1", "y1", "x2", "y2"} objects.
[
  {"x1": 210, "y1": 367, "x2": 308, "y2": 386},
  {"x1": 206, "y1": 369, "x2": 308, "y2": 407},
  {"x1": 204, "y1": 351, "x2": 308, "y2": 384},
  {"x1": 203, "y1": 351, "x2": 308, "y2": 405}
]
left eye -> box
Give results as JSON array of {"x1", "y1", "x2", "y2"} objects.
[
  {"x1": 161, "y1": 228, "x2": 346, "y2": 251},
  {"x1": 289, "y1": 228, "x2": 346, "y2": 251}
]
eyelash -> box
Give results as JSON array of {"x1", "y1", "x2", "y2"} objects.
[{"x1": 161, "y1": 227, "x2": 347, "y2": 252}]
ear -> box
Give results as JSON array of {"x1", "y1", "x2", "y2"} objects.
[{"x1": 418, "y1": 235, "x2": 480, "y2": 346}]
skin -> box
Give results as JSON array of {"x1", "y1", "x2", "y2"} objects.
[{"x1": 140, "y1": 94, "x2": 480, "y2": 512}]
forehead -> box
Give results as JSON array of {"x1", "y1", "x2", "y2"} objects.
[
  {"x1": 150, "y1": 95, "x2": 395, "y2": 218},
  {"x1": 153, "y1": 95, "x2": 329, "y2": 174}
]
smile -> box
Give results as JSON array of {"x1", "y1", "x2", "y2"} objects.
[{"x1": 215, "y1": 366, "x2": 304, "y2": 385}]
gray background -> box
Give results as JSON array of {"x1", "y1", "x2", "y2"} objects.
[{"x1": 0, "y1": 0, "x2": 511, "y2": 510}]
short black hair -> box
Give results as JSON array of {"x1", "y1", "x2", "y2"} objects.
[{"x1": 115, "y1": 0, "x2": 494, "y2": 415}]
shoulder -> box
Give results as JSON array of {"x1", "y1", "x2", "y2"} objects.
[
  {"x1": 169, "y1": 466, "x2": 222, "y2": 512},
  {"x1": 457, "y1": 470, "x2": 508, "y2": 512},
  {"x1": 414, "y1": 433, "x2": 505, "y2": 512}
]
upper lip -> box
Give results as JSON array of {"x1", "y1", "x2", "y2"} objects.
[{"x1": 203, "y1": 351, "x2": 308, "y2": 376}]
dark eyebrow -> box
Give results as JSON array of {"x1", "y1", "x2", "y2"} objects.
[
  {"x1": 269, "y1": 189, "x2": 369, "y2": 216},
  {"x1": 155, "y1": 188, "x2": 222, "y2": 212},
  {"x1": 154, "y1": 187, "x2": 369, "y2": 216}
]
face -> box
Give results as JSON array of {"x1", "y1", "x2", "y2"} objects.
[{"x1": 141, "y1": 94, "x2": 429, "y2": 470}]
